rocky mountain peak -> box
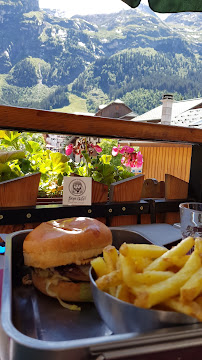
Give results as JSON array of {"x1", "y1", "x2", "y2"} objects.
[
  {"x1": 21, "y1": 0, "x2": 39, "y2": 12},
  {"x1": 0, "y1": 0, "x2": 39, "y2": 13}
]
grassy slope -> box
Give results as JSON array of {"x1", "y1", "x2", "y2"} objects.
[{"x1": 53, "y1": 94, "x2": 88, "y2": 113}]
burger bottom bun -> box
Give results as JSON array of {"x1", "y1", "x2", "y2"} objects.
[{"x1": 32, "y1": 272, "x2": 92, "y2": 302}]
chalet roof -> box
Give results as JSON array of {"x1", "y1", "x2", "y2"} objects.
[
  {"x1": 74, "y1": 112, "x2": 95, "y2": 116},
  {"x1": 172, "y1": 108, "x2": 202, "y2": 129},
  {"x1": 132, "y1": 98, "x2": 202, "y2": 123},
  {"x1": 98, "y1": 99, "x2": 125, "y2": 110},
  {"x1": 120, "y1": 111, "x2": 138, "y2": 120}
]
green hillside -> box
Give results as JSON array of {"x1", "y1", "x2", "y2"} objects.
[{"x1": 54, "y1": 94, "x2": 88, "y2": 113}]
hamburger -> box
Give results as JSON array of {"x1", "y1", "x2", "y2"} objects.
[{"x1": 23, "y1": 217, "x2": 112, "y2": 306}]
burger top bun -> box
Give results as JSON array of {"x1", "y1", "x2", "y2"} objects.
[{"x1": 23, "y1": 217, "x2": 112, "y2": 269}]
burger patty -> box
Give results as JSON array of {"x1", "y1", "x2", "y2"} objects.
[{"x1": 55, "y1": 264, "x2": 90, "y2": 282}]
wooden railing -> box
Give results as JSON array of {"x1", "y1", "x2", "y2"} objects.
[{"x1": 0, "y1": 105, "x2": 201, "y2": 144}]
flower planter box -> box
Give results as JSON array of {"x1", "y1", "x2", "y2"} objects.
[
  {"x1": 91, "y1": 180, "x2": 108, "y2": 203},
  {"x1": 0, "y1": 172, "x2": 41, "y2": 208},
  {"x1": 0, "y1": 172, "x2": 41, "y2": 233}
]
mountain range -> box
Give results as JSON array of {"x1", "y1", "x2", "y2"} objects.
[{"x1": 0, "y1": 0, "x2": 201, "y2": 114}]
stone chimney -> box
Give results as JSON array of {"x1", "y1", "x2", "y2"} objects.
[{"x1": 161, "y1": 94, "x2": 174, "y2": 125}]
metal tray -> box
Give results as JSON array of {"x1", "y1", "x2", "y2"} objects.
[{"x1": 1, "y1": 228, "x2": 202, "y2": 360}]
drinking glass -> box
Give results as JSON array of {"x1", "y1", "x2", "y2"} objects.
[{"x1": 179, "y1": 202, "x2": 202, "y2": 239}]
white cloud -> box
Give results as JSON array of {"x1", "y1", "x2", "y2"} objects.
[
  {"x1": 38, "y1": 0, "x2": 168, "y2": 20},
  {"x1": 39, "y1": 0, "x2": 129, "y2": 17}
]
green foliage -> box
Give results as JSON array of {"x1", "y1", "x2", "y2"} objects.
[
  {"x1": 27, "y1": 145, "x2": 72, "y2": 197},
  {"x1": 0, "y1": 82, "x2": 70, "y2": 110},
  {"x1": 70, "y1": 140, "x2": 134, "y2": 187},
  {"x1": 86, "y1": 89, "x2": 109, "y2": 113},
  {"x1": 0, "y1": 132, "x2": 139, "y2": 195},
  {"x1": 122, "y1": 89, "x2": 184, "y2": 114},
  {"x1": 7, "y1": 57, "x2": 51, "y2": 87},
  {"x1": 0, "y1": 131, "x2": 72, "y2": 196},
  {"x1": 0, "y1": 148, "x2": 26, "y2": 182},
  {"x1": 72, "y1": 48, "x2": 202, "y2": 112},
  {"x1": 98, "y1": 139, "x2": 122, "y2": 166}
]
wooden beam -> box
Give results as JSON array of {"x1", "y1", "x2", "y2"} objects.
[{"x1": 0, "y1": 105, "x2": 201, "y2": 144}]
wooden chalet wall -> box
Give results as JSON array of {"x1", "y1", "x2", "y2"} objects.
[
  {"x1": 120, "y1": 141, "x2": 192, "y2": 182},
  {"x1": 95, "y1": 102, "x2": 132, "y2": 118}
]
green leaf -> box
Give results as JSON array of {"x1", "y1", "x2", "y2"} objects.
[
  {"x1": 63, "y1": 162, "x2": 72, "y2": 175},
  {"x1": 82, "y1": 151, "x2": 91, "y2": 164},
  {"x1": 19, "y1": 158, "x2": 33, "y2": 174},
  {"x1": 23, "y1": 140, "x2": 42, "y2": 154},
  {"x1": 49, "y1": 152, "x2": 68, "y2": 166},
  {"x1": 0, "y1": 163, "x2": 12, "y2": 173},
  {"x1": 0, "y1": 150, "x2": 25, "y2": 164},
  {"x1": 0, "y1": 131, "x2": 6, "y2": 139},
  {"x1": 92, "y1": 171, "x2": 103, "y2": 183}
]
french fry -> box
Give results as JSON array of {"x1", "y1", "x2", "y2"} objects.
[
  {"x1": 103, "y1": 245, "x2": 119, "y2": 272},
  {"x1": 180, "y1": 267, "x2": 202, "y2": 303},
  {"x1": 91, "y1": 257, "x2": 109, "y2": 277},
  {"x1": 194, "y1": 237, "x2": 202, "y2": 255},
  {"x1": 119, "y1": 254, "x2": 134, "y2": 287},
  {"x1": 96, "y1": 269, "x2": 122, "y2": 291},
  {"x1": 164, "y1": 255, "x2": 189, "y2": 269},
  {"x1": 108, "y1": 286, "x2": 117, "y2": 297},
  {"x1": 194, "y1": 295, "x2": 202, "y2": 308},
  {"x1": 131, "y1": 256, "x2": 153, "y2": 273},
  {"x1": 145, "y1": 236, "x2": 194, "y2": 272},
  {"x1": 120, "y1": 243, "x2": 167, "y2": 258},
  {"x1": 132, "y1": 270, "x2": 174, "y2": 285},
  {"x1": 133, "y1": 249, "x2": 201, "y2": 308},
  {"x1": 164, "y1": 296, "x2": 202, "y2": 322},
  {"x1": 115, "y1": 284, "x2": 135, "y2": 303}
]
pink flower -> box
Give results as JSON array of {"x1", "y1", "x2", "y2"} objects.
[
  {"x1": 65, "y1": 144, "x2": 73, "y2": 155},
  {"x1": 121, "y1": 156, "x2": 125, "y2": 164},
  {"x1": 125, "y1": 146, "x2": 135, "y2": 154},
  {"x1": 131, "y1": 153, "x2": 137, "y2": 161},
  {"x1": 136, "y1": 151, "x2": 143, "y2": 167},
  {"x1": 112, "y1": 146, "x2": 120, "y2": 156},
  {"x1": 125, "y1": 161, "x2": 131, "y2": 167},
  {"x1": 94, "y1": 144, "x2": 102, "y2": 153}
]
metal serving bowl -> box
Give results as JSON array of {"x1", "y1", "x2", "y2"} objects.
[{"x1": 89, "y1": 268, "x2": 198, "y2": 335}]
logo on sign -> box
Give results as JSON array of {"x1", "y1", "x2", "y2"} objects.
[{"x1": 69, "y1": 179, "x2": 86, "y2": 196}]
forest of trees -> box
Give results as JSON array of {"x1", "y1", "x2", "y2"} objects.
[{"x1": 72, "y1": 49, "x2": 201, "y2": 113}]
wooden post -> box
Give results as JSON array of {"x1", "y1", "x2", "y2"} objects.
[
  {"x1": 165, "y1": 174, "x2": 189, "y2": 224},
  {"x1": 188, "y1": 144, "x2": 202, "y2": 202}
]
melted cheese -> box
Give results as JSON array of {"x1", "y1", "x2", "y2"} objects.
[{"x1": 45, "y1": 276, "x2": 81, "y2": 311}]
